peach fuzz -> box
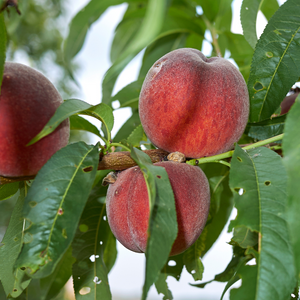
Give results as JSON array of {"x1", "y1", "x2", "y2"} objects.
[
  {"x1": 0, "y1": 62, "x2": 70, "y2": 177},
  {"x1": 106, "y1": 161, "x2": 210, "y2": 256},
  {"x1": 139, "y1": 48, "x2": 249, "y2": 158}
]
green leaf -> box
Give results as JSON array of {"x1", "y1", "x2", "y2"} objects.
[
  {"x1": 260, "y1": 0, "x2": 279, "y2": 20},
  {"x1": 0, "y1": 13, "x2": 6, "y2": 90},
  {"x1": 183, "y1": 240, "x2": 204, "y2": 281},
  {"x1": 102, "y1": 0, "x2": 168, "y2": 104},
  {"x1": 28, "y1": 99, "x2": 113, "y2": 145},
  {"x1": 69, "y1": 115, "x2": 101, "y2": 137},
  {"x1": 130, "y1": 148, "x2": 177, "y2": 300},
  {"x1": 214, "y1": 0, "x2": 233, "y2": 33},
  {"x1": 111, "y1": 78, "x2": 143, "y2": 108},
  {"x1": 221, "y1": 31, "x2": 254, "y2": 80},
  {"x1": 195, "y1": 0, "x2": 222, "y2": 23},
  {"x1": 113, "y1": 111, "x2": 140, "y2": 142},
  {"x1": 139, "y1": 33, "x2": 188, "y2": 79},
  {"x1": 282, "y1": 94, "x2": 300, "y2": 274},
  {"x1": 127, "y1": 124, "x2": 147, "y2": 147},
  {"x1": 0, "y1": 182, "x2": 19, "y2": 201},
  {"x1": 230, "y1": 265, "x2": 257, "y2": 300},
  {"x1": 155, "y1": 273, "x2": 173, "y2": 300},
  {"x1": 229, "y1": 145, "x2": 296, "y2": 299},
  {"x1": 27, "y1": 99, "x2": 90, "y2": 145},
  {"x1": 64, "y1": 0, "x2": 129, "y2": 63},
  {"x1": 246, "y1": 114, "x2": 286, "y2": 140},
  {"x1": 248, "y1": 0, "x2": 300, "y2": 122},
  {"x1": 202, "y1": 164, "x2": 233, "y2": 256},
  {"x1": 240, "y1": 0, "x2": 262, "y2": 49},
  {"x1": 110, "y1": 4, "x2": 145, "y2": 64},
  {"x1": 230, "y1": 226, "x2": 258, "y2": 248},
  {"x1": 80, "y1": 103, "x2": 114, "y2": 140},
  {"x1": 39, "y1": 246, "x2": 75, "y2": 300},
  {"x1": 14, "y1": 142, "x2": 99, "y2": 278},
  {"x1": 191, "y1": 247, "x2": 249, "y2": 289},
  {"x1": 72, "y1": 179, "x2": 116, "y2": 300},
  {"x1": 0, "y1": 183, "x2": 31, "y2": 298}
]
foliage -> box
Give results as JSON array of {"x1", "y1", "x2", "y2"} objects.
[{"x1": 1, "y1": 0, "x2": 300, "y2": 299}]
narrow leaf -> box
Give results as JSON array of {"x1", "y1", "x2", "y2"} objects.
[
  {"x1": 130, "y1": 148, "x2": 177, "y2": 300},
  {"x1": 0, "y1": 183, "x2": 31, "y2": 298},
  {"x1": 111, "y1": 78, "x2": 143, "y2": 108},
  {"x1": 102, "y1": 0, "x2": 168, "y2": 104},
  {"x1": 127, "y1": 124, "x2": 147, "y2": 147},
  {"x1": 28, "y1": 99, "x2": 113, "y2": 145},
  {"x1": 72, "y1": 179, "x2": 117, "y2": 300},
  {"x1": 240, "y1": 0, "x2": 261, "y2": 49},
  {"x1": 229, "y1": 145, "x2": 296, "y2": 299},
  {"x1": 0, "y1": 13, "x2": 6, "y2": 90},
  {"x1": 199, "y1": 163, "x2": 233, "y2": 257},
  {"x1": 69, "y1": 115, "x2": 101, "y2": 137},
  {"x1": 155, "y1": 273, "x2": 173, "y2": 300},
  {"x1": 39, "y1": 246, "x2": 75, "y2": 300},
  {"x1": 14, "y1": 142, "x2": 99, "y2": 278},
  {"x1": 246, "y1": 114, "x2": 286, "y2": 140},
  {"x1": 230, "y1": 265, "x2": 257, "y2": 300},
  {"x1": 28, "y1": 99, "x2": 90, "y2": 145},
  {"x1": 64, "y1": 0, "x2": 127, "y2": 63},
  {"x1": 230, "y1": 226, "x2": 258, "y2": 248},
  {"x1": 80, "y1": 103, "x2": 114, "y2": 138},
  {"x1": 282, "y1": 94, "x2": 300, "y2": 274},
  {"x1": 0, "y1": 182, "x2": 19, "y2": 201},
  {"x1": 260, "y1": 0, "x2": 279, "y2": 20},
  {"x1": 113, "y1": 111, "x2": 140, "y2": 142},
  {"x1": 248, "y1": 0, "x2": 300, "y2": 122},
  {"x1": 183, "y1": 240, "x2": 204, "y2": 281}
]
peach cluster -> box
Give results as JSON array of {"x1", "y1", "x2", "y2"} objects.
[{"x1": 106, "y1": 48, "x2": 249, "y2": 256}]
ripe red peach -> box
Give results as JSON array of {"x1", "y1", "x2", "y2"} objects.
[
  {"x1": 0, "y1": 62, "x2": 70, "y2": 177},
  {"x1": 106, "y1": 161, "x2": 210, "y2": 256},
  {"x1": 139, "y1": 48, "x2": 249, "y2": 158}
]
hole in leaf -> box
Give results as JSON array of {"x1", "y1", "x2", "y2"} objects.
[
  {"x1": 168, "y1": 260, "x2": 176, "y2": 267},
  {"x1": 266, "y1": 52, "x2": 273, "y2": 58},
  {"x1": 79, "y1": 287, "x2": 91, "y2": 295},
  {"x1": 264, "y1": 180, "x2": 271, "y2": 186},
  {"x1": 20, "y1": 267, "x2": 26, "y2": 271},
  {"x1": 83, "y1": 166, "x2": 93, "y2": 173},
  {"x1": 89, "y1": 255, "x2": 96, "y2": 262},
  {"x1": 254, "y1": 82, "x2": 264, "y2": 91},
  {"x1": 103, "y1": 216, "x2": 107, "y2": 221},
  {"x1": 191, "y1": 270, "x2": 196, "y2": 274},
  {"x1": 79, "y1": 224, "x2": 89, "y2": 233},
  {"x1": 237, "y1": 157, "x2": 242, "y2": 162},
  {"x1": 93, "y1": 276, "x2": 102, "y2": 284},
  {"x1": 29, "y1": 201, "x2": 37, "y2": 208},
  {"x1": 100, "y1": 241, "x2": 103, "y2": 245},
  {"x1": 13, "y1": 289, "x2": 17, "y2": 292},
  {"x1": 234, "y1": 188, "x2": 245, "y2": 195}
]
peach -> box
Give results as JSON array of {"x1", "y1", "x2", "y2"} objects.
[
  {"x1": 106, "y1": 161, "x2": 210, "y2": 256},
  {"x1": 280, "y1": 92, "x2": 299, "y2": 115},
  {"x1": 139, "y1": 48, "x2": 249, "y2": 158},
  {"x1": 0, "y1": 62, "x2": 70, "y2": 177}
]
